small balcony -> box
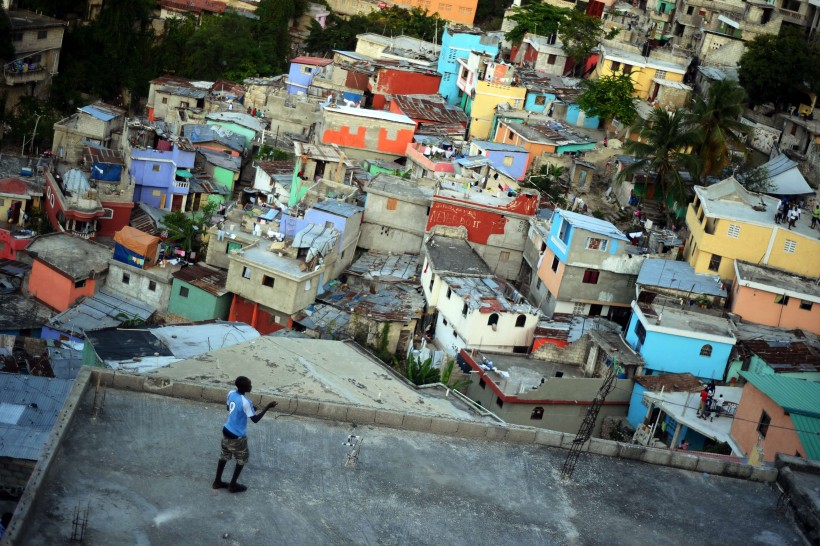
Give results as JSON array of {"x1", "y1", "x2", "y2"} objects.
[
  {"x1": 173, "y1": 180, "x2": 190, "y2": 190},
  {"x1": 2, "y1": 65, "x2": 47, "y2": 86},
  {"x1": 405, "y1": 143, "x2": 455, "y2": 174}
]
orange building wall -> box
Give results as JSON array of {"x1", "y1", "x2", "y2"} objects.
[
  {"x1": 493, "y1": 123, "x2": 555, "y2": 172},
  {"x1": 731, "y1": 382, "x2": 806, "y2": 462},
  {"x1": 377, "y1": 128, "x2": 416, "y2": 154},
  {"x1": 322, "y1": 126, "x2": 367, "y2": 149},
  {"x1": 28, "y1": 260, "x2": 96, "y2": 312},
  {"x1": 393, "y1": 0, "x2": 478, "y2": 25},
  {"x1": 731, "y1": 283, "x2": 820, "y2": 335},
  {"x1": 536, "y1": 247, "x2": 565, "y2": 299}
]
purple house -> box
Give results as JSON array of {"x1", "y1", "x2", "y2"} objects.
[
  {"x1": 286, "y1": 56, "x2": 333, "y2": 96},
  {"x1": 131, "y1": 138, "x2": 197, "y2": 211},
  {"x1": 469, "y1": 140, "x2": 530, "y2": 181}
]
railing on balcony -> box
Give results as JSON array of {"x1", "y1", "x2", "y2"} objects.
[
  {"x1": 2, "y1": 65, "x2": 47, "y2": 85},
  {"x1": 173, "y1": 180, "x2": 190, "y2": 190}
]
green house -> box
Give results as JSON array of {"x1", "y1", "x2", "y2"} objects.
[{"x1": 168, "y1": 264, "x2": 232, "y2": 321}]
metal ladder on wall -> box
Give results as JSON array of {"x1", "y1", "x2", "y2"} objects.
[{"x1": 560, "y1": 358, "x2": 618, "y2": 480}]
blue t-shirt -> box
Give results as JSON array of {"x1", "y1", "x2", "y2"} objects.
[{"x1": 224, "y1": 390, "x2": 255, "y2": 438}]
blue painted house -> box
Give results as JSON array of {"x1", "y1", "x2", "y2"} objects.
[
  {"x1": 624, "y1": 300, "x2": 736, "y2": 381},
  {"x1": 130, "y1": 138, "x2": 196, "y2": 211},
  {"x1": 536, "y1": 209, "x2": 641, "y2": 319},
  {"x1": 626, "y1": 373, "x2": 744, "y2": 454},
  {"x1": 468, "y1": 140, "x2": 530, "y2": 181},
  {"x1": 437, "y1": 27, "x2": 500, "y2": 106},
  {"x1": 286, "y1": 56, "x2": 333, "y2": 96}
]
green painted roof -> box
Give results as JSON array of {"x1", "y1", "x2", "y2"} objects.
[
  {"x1": 740, "y1": 372, "x2": 820, "y2": 460},
  {"x1": 790, "y1": 414, "x2": 820, "y2": 462}
]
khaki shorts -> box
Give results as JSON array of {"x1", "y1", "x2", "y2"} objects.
[{"x1": 220, "y1": 435, "x2": 249, "y2": 465}]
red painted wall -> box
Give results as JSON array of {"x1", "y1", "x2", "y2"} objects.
[
  {"x1": 371, "y1": 69, "x2": 441, "y2": 98},
  {"x1": 228, "y1": 294, "x2": 286, "y2": 335},
  {"x1": 370, "y1": 69, "x2": 441, "y2": 111},
  {"x1": 426, "y1": 193, "x2": 538, "y2": 245},
  {"x1": 0, "y1": 229, "x2": 32, "y2": 260},
  {"x1": 97, "y1": 202, "x2": 134, "y2": 238}
]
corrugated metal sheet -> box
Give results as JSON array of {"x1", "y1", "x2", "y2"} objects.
[
  {"x1": 0, "y1": 374, "x2": 73, "y2": 460},
  {"x1": 790, "y1": 414, "x2": 820, "y2": 461},
  {"x1": 48, "y1": 288, "x2": 156, "y2": 335},
  {"x1": 559, "y1": 209, "x2": 630, "y2": 242}
]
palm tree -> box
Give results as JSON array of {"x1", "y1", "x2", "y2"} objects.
[
  {"x1": 620, "y1": 107, "x2": 702, "y2": 213},
  {"x1": 689, "y1": 79, "x2": 750, "y2": 179}
]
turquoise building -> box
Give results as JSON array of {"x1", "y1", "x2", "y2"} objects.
[{"x1": 168, "y1": 265, "x2": 232, "y2": 321}]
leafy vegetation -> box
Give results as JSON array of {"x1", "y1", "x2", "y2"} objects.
[
  {"x1": 688, "y1": 79, "x2": 750, "y2": 178},
  {"x1": 162, "y1": 201, "x2": 218, "y2": 253},
  {"x1": 404, "y1": 354, "x2": 440, "y2": 386},
  {"x1": 505, "y1": 3, "x2": 618, "y2": 75},
  {"x1": 738, "y1": 29, "x2": 820, "y2": 110},
  {"x1": 3, "y1": 97, "x2": 62, "y2": 154},
  {"x1": 619, "y1": 107, "x2": 701, "y2": 210},
  {"x1": 523, "y1": 164, "x2": 567, "y2": 209},
  {"x1": 305, "y1": 6, "x2": 444, "y2": 56},
  {"x1": 576, "y1": 73, "x2": 638, "y2": 134},
  {"x1": 47, "y1": 0, "x2": 301, "y2": 112}
]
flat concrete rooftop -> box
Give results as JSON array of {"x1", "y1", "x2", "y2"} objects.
[{"x1": 13, "y1": 383, "x2": 803, "y2": 545}]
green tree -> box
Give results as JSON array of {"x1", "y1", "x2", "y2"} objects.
[
  {"x1": 576, "y1": 72, "x2": 638, "y2": 135},
  {"x1": 0, "y1": 9, "x2": 14, "y2": 60},
  {"x1": 689, "y1": 79, "x2": 750, "y2": 179},
  {"x1": 7, "y1": 96, "x2": 61, "y2": 154},
  {"x1": 16, "y1": 0, "x2": 88, "y2": 18},
  {"x1": 305, "y1": 7, "x2": 444, "y2": 56},
  {"x1": 738, "y1": 29, "x2": 820, "y2": 109},
  {"x1": 88, "y1": 0, "x2": 157, "y2": 106},
  {"x1": 561, "y1": 9, "x2": 618, "y2": 76},
  {"x1": 523, "y1": 163, "x2": 567, "y2": 208},
  {"x1": 505, "y1": 2, "x2": 567, "y2": 46},
  {"x1": 619, "y1": 107, "x2": 701, "y2": 212},
  {"x1": 474, "y1": 0, "x2": 507, "y2": 30},
  {"x1": 161, "y1": 201, "x2": 218, "y2": 253},
  {"x1": 738, "y1": 165, "x2": 773, "y2": 194},
  {"x1": 505, "y1": 4, "x2": 616, "y2": 75}
]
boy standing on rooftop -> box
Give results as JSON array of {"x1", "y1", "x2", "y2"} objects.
[{"x1": 213, "y1": 376, "x2": 277, "y2": 493}]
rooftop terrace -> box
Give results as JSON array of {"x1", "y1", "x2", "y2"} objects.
[{"x1": 10, "y1": 370, "x2": 803, "y2": 545}]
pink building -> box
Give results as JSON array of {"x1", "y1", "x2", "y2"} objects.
[
  {"x1": 731, "y1": 372, "x2": 820, "y2": 462},
  {"x1": 731, "y1": 261, "x2": 820, "y2": 335}
]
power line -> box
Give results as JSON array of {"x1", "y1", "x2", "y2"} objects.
[{"x1": 607, "y1": 381, "x2": 820, "y2": 436}]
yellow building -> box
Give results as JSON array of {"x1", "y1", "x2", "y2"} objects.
[
  {"x1": 594, "y1": 46, "x2": 687, "y2": 101},
  {"x1": 456, "y1": 53, "x2": 527, "y2": 139},
  {"x1": 683, "y1": 177, "x2": 820, "y2": 281}
]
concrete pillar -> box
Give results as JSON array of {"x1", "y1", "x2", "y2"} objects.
[{"x1": 670, "y1": 421, "x2": 683, "y2": 449}]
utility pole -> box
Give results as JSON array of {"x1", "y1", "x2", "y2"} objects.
[{"x1": 21, "y1": 114, "x2": 43, "y2": 157}]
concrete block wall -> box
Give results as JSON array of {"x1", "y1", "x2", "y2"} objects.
[
  {"x1": 0, "y1": 457, "x2": 36, "y2": 494},
  {"x1": 84, "y1": 370, "x2": 778, "y2": 484},
  {"x1": 775, "y1": 455, "x2": 820, "y2": 544},
  {"x1": 531, "y1": 336, "x2": 591, "y2": 366}
]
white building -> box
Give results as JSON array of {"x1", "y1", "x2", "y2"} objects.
[{"x1": 421, "y1": 234, "x2": 539, "y2": 355}]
